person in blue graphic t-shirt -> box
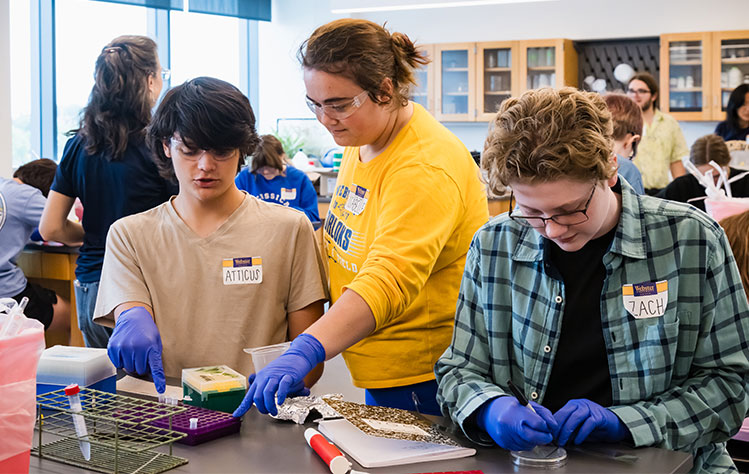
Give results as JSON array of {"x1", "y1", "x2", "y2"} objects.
[{"x1": 235, "y1": 134, "x2": 320, "y2": 226}]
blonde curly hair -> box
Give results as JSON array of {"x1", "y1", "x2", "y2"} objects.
[{"x1": 482, "y1": 87, "x2": 616, "y2": 194}]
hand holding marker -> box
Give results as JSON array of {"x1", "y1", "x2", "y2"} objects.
[{"x1": 506, "y1": 379, "x2": 536, "y2": 413}]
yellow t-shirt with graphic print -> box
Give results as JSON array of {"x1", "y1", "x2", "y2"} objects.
[{"x1": 323, "y1": 103, "x2": 488, "y2": 389}]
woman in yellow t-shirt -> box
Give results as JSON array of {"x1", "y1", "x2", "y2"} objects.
[{"x1": 234, "y1": 19, "x2": 488, "y2": 417}]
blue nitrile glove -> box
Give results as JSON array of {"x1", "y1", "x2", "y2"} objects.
[
  {"x1": 107, "y1": 306, "x2": 166, "y2": 394},
  {"x1": 477, "y1": 396, "x2": 558, "y2": 451},
  {"x1": 553, "y1": 399, "x2": 629, "y2": 446},
  {"x1": 233, "y1": 333, "x2": 325, "y2": 417}
]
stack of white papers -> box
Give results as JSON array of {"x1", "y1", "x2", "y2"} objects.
[{"x1": 318, "y1": 418, "x2": 476, "y2": 468}]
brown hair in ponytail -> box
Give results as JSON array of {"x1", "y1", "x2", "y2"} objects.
[
  {"x1": 79, "y1": 35, "x2": 159, "y2": 160},
  {"x1": 298, "y1": 19, "x2": 429, "y2": 107}
]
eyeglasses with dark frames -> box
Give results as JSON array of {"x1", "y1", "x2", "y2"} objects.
[{"x1": 509, "y1": 184, "x2": 597, "y2": 228}]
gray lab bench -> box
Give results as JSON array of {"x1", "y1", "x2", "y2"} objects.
[{"x1": 30, "y1": 407, "x2": 693, "y2": 474}]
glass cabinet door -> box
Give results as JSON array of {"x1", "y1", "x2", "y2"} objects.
[
  {"x1": 412, "y1": 44, "x2": 434, "y2": 114},
  {"x1": 435, "y1": 43, "x2": 475, "y2": 121},
  {"x1": 441, "y1": 49, "x2": 469, "y2": 115},
  {"x1": 518, "y1": 39, "x2": 575, "y2": 95},
  {"x1": 525, "y1": 46, "x2": 556, "y2": 90},
  {"x1": 667, "y1": 41, "x2": 704, "y2": 112},
  {"x1": 660, "y1": 33, "x2": 711, "y2": 120},
  {"x1": 716, "y1": 34, "x2": 749, "y2": 117},
  {"x1": 477, "y1": 42, "x2": 517, "y2": 121}
]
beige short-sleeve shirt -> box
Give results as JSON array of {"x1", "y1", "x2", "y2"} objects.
[{"x1": 94, "y1": 194, "x2": 328, "y2": 377}]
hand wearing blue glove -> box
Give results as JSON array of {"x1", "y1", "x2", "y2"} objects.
[
  {"x1": 553, "y1": 399, "x2": 629, "y2": 446},
  {"x1": 107, "y1": 306, "x2": 166, "y2": 394},
  {"x1": 233, "y1": 333, "x2": 325, "y2": 417},
  {"x1": 477, "y1": 396, "x2": 558, "y2": 451}
]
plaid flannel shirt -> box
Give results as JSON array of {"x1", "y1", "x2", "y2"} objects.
[{"x1": 436, "y1": 180, "x2": 749, "y2": 473}]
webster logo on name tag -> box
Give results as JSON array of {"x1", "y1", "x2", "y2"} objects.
[
  {"x1": 344, "y1": 184, "x2": 369, "y2": 215},
  {"x1": 223, "y1": 257, "x2": 263, "y2": 285},
  {"x1": 622, "y1": 280, "x2": 668, "y2": 319},
  {"x1": 280, "y1": 188, "x2": 296, "y2": 201}
]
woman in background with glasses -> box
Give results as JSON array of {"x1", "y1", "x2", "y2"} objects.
[
  {"x1": 39, "y1": 35, "x2": 175, "y2": 348},
  {"x1": 234, "y1": 19, "x2": 488, "y2": 418}
]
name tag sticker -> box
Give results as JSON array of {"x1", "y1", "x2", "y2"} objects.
[
  {"x1": 622, "y1": 280, "x2": 668, "y2": 319},
  {"x1": 280, "y1": 188, "x2": 296, "y2": 201},
  {"x1": 344, "y1": 185, "x2": 369, "y2": 215},
  {"x1": 223, "y1": 257, "x2": 263, "y2": 285}
]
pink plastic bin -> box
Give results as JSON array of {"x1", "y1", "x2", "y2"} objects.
[{"x1": 0, "y1": 319, "x2": 45, "y2": 474}]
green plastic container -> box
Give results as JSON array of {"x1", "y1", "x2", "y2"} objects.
[{"x1": 181, "y1": 365, "x2": 247, "y2": 414}]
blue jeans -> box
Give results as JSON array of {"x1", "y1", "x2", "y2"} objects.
[
  {"x1": 365, "y1": 379, "x2": 442, "y2": 415},
  {"x1": 74, "y1": 280, "x2": 112, "y2": 348}
]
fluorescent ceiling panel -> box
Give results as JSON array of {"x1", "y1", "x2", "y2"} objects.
[{"x1": 331, "y1": 0, "x2": 559, "y2": 14}]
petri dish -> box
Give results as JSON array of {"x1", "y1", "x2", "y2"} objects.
[{"x1": 511, "y1": 445, "x2": 567, "y2": 469}]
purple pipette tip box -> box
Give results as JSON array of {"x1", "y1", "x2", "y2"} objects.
[{"x1": 150, "y1": 404, "x2": 241, "y2": 445}]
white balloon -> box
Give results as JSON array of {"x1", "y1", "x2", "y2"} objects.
[
  {"x1": 614, "y1": 63, "x2": 635, "y2": 84},
  {"x1": 592, "y1": 78, "x2": 607, "y2": 92},
  {"x1": 583, "y1": 75, "x2": 595, "y2": 86}
]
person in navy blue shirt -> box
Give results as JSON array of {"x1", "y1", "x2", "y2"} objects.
[
  {"x1": 235, "y1": 134, "x2": 320, "y2": 226},
  {"x1": 714, "y1": 84, "x2": 749, "y2": 142},
  {"x1": 40, "y1": 35, "x2": 175, "y2": 348}
]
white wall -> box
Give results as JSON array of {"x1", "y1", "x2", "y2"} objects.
[
  {"x1": 255, "y1": 0, "x2": 742, "y2": 151},
  {"x1": 352, "y1": 0, "x2": 743, "y2": 151},
  {"x1": 0, "y1": 0, "x2": 12, "y2": 178},
  {"x1": 353, "y1": 0, "x2": 749, "y2": 44},
  {"x1": 256, "y1": 0, "x2": 345, "y2": 135}
]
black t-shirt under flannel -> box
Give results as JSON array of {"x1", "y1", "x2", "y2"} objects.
[{"x1": 541, "y1": 225, "x2": 617, "y2": 413}]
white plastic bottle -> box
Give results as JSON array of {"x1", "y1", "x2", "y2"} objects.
[{"x1": 292, "y1": 148, "x2": 309, "y2": 170}]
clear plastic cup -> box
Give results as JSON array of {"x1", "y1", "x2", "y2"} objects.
[{"x1": 244, "y1": 342, "x2": 291, "y2": 372}]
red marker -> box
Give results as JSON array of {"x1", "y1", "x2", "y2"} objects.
[{"x1": 305, "y1": 428, "x2": 352, "y2": 474}]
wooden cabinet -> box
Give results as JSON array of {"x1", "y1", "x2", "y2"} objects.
[
  {"x1": 413, "y1": 44, "x2": 435, "y2": 115},
  {"x1": 660, "y1": 32, "x2": 712, "y2": 120},
  {"x1": 661, "y1": 30, "x2": 749, "y2": 121},
  {"x1": 435, "y1": 42, "x2": 476, "y2": 121},
  {"x1": 427, "y1": 39, "x2": 575, "y2": 122},
  {"x1": 519, "y1": 39, "x2": 577, "y2": 92},
  {"x1": 477, "y1": 41, "x2": 519, "y2": 121},
  {"x1": 711, "y1": 30, "x2": 749, "y2": 120}
]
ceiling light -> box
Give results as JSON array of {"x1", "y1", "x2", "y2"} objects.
[{"x1": 331, "y1": 0, "x2": 558, "y2": 14}]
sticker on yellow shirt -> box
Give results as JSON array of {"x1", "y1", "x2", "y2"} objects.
[
  {"x1": 280, "y1": 188, "x2": 296, "y2": 201},
  {"x1": 222, "y1": 257, "x2": 263, "y2": 285},
  {"x1": 344, "y1": 185, "x2": 369, "y2": 215},
  {"x1": 622, "y1": 280, "x2": 668, "y2": 319}
]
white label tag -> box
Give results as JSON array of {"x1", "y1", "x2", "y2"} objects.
[
  {"x1": 361, "y1": 418, "x2": 430, "y2": 437},
  {"x1": 222, "y1": 257, "x2": 263, "y2": 285},
  {"x1": 622, "y1": 280, "x2": 668, "y2": 319},
  {"x1": 280, "y1": 188, "x2": 296, "y2": 201},
  {"x1": 344, "y1": 185, "x2": 369, "y2": 215}
]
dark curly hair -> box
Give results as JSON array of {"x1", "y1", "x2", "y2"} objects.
[
  {"x1": 78, "y1": 35, "x2": 159, "y2": 160},
  {"x1": 146, "y1": 77, "x2": 259, "y2": 182}
]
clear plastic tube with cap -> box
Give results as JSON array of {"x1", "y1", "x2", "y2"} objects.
[
  {"x1": 64, "y1": 383, "x2": 91, "y2": 460},
  {"x1": 0, "y1": 297, "x2": 29, "y2": 338}
]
